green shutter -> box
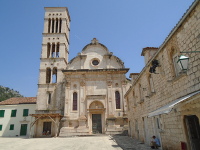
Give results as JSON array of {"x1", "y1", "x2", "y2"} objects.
[
  {"x1": 23, "y1": 109, "x2": 29, "y2": 117},
  {"x1": 0, "y1": 125, "x2": 2, "y2": 131},
  {"x1": 11, "y1": 110, "x2": 17, "y2": 117},
  {"x1": 10, "y1": 124, "x2": 14, "y2": 130},
  {"x1": 0, "y1": 110, "x2": 5, "y2": 117}
]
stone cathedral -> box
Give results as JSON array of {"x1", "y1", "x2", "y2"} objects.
[{"x1": 32, "y1": 7, "x2": 131, "y2": 137}]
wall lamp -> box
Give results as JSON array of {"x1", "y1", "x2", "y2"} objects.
[
  {"x1": 149, "y1": 59, "x2": 159, "y2": 74},
  {"x1": 177, "y1": 51, "x2": 200, "y2": 71}
]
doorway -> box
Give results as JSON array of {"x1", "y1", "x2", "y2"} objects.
[
  {"x1": 92, "y1": 114, "x2": 102, "y2": 134},
  {"x1": 20, "y1": 124, "x2": 27, "y2": 136},
  {"x1": 185, "y1": 115, "x2": 200, "y2": 150},
  {"x1": 43, "y1": 122, "x2": 52, "y2": 135}
]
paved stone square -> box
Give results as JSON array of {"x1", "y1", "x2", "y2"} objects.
[{"x1": 0, "y1": 135, "x2": 152, "y2": 150}]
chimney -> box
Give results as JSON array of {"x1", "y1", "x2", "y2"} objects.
[
  {"x1": 129, "y1": 73, "x2": 139, "y2": 84},
  {"x1": 141, "y1": 47, "x2": 158, "y2": 65}
]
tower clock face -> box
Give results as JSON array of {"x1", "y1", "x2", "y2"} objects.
[{"x1": 92, "y1": 59, "x2": 99, "y2": 66}]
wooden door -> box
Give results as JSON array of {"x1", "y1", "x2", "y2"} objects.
[
  {"x1": 20, "y1": 124, "x2": 27, "y2": 136},
  {"x1": 92, "y1": 114, "x2": 102, "y2": 134}
]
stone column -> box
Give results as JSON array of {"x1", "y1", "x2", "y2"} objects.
[
  {"x1": 121, "y1": 78, "x2": 127, "y2": 113},
  {"x1": 54, "y1": 18, "x2": 56, "y2": 34},
  {"x1": 57, "y1": 18, "x2": 60, "y2": 33},
  {"x1": 61, "y1": 80, "x2": 70, "y2": 127},
  {"x1": 50, "y1": 43, "x2": 52, "y2": 58},
  {"x1": 79, "y1": 80, "x2": 86, "y2": 118},
  {"x1": 107, "y1": 80, "x2": 113, "y2": 116}
]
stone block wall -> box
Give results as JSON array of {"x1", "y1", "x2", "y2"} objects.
[{"x1": 125, "y1": 1, "x2": 200, "y2": 150}]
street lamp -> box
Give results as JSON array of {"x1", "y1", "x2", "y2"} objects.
[
  {"x1": 177, "y1": 51, "x2": 200, "y2": 71},
  {"x1": 177, "y1": 55, "x2": 189, "y2": 71}
]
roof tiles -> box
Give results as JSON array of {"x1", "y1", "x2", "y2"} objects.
[{"x1": 0, "y1": 97, "x2": 36, "y2": 105}]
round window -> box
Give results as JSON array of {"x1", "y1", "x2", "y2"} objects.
[{"x1": 92, "y1": 59, "x2": 99, "y2": 66}]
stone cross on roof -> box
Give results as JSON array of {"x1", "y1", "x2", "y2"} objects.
[{"x1": 91, "y1": 38, "x2": 99, "y2": 44}]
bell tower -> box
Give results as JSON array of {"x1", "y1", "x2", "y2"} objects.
[{"x1": 36, "y1": 7, "x2": 70, "y2": 112}]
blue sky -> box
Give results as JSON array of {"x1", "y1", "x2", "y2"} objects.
[{"x1": 0, "y1": 0, "x2": 194, "y2": 97}]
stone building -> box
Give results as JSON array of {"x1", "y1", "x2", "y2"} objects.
[
  {"x1": 32, "y1": 7, "x2": 130, "y2": 137},
  {"x1": 125, "y1": 1, "x2": 200, "y2": 150},
  {"x1": 0, "y1": 97, "x2": 36, "y2": 137}
]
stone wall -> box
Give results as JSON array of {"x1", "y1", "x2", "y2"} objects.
[{"x1": 125, "y1": 1, "x2": 200, "y2": 150}]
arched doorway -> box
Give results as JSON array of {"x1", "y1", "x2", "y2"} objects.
[
  {"x1": 88, "y1": 101, "x2": 105, "y2": 134},
  {"x1": 185, "y1": 115, "x2": 200, "y2": 150}
]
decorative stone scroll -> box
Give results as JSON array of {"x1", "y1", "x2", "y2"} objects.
[{"x1": 80, "y1": 81, "x2": 85, "y2": 87}]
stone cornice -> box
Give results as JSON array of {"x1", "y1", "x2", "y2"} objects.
[
  {"x1": 42, "y1": 33, "x2": 69, "y2": 45},
  {"x1": 62, "y1": 68, "x2": 129, "y2": 74},
  {"x1": 40, "y1": 57, "x2": 67, "y2": 65}
]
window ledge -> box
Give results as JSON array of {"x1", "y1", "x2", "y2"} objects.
[
  {"x1": 168, "y1": 72, "x2": 187, "y2": 82},
  {"x1": 71, "y1": 111, "x2": 78, "y2": 113},
  {"x1": 145, "y1": 92, "x2": 156, "y2": 98},
  {"x1": 116, "y1": 109, "x2": 122, "y2": 111}
]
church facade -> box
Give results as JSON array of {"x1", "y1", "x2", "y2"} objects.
[{"x1": 32, "y1": 7, "x2": 130, "y2": 137}]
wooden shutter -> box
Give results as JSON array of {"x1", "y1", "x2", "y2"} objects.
[
  {"x1": 11, "y1": 110, "x2": 17, "y2": 117},
  {"x1": 23, "y1": 109, "x2": 29, "y2": 117},
  {"x1": 10, "y1": 124, "x2": 14, "y2": 130},
  {"x1": 0, "y1": 110, "x2": 5, "y2": 117}
]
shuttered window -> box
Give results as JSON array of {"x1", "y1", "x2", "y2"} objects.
[
  {"x1": 10, "y1": 124, "x2": 14, "y2": 130},
  {"x1": 11, "y1": 110, "x2": 17, "y2": 117},
  {"x1": 23, "y1": 109, "x2": 29, "y2": 117},
  {"x1": 0, "y1": 125, "x2": 2, "y2": 131},
  {"x1": 0, "y1": 110, "x2": 5, "y2": 117}
]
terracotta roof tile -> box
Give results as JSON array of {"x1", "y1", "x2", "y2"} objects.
[{"x1": 0, "y1": 97, "x2": 36, "y2": 105}]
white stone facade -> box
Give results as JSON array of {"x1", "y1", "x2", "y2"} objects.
[
  {"x1": 34, "y1": 7, "x2": 130, "y2": 137},
  {"x1": 0, "y1": 99, "x2": 36, "y2": 137}
]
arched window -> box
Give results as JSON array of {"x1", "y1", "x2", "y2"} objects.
[
  {"x1": 133, "y1": 90, "x2": 136, "y2": 106},
  {"x1": 115, "y1": 91, "x2": 120, "y2": 109},
  {"x1": 139, "y1": 84, "x2": 143, "y2": 100},
  {"x1": 73, "y1": 92, "x2": 77, "y2": 110},
  {"x1": 56, "y1": 43, "x2": 60, "y2": 58},
  {"x1": 52, "y1": 67, "x2": 57, "y2": 83},
  {"x1": 47, "y1": 43, "x2": 51, "y2": 58},
  {"x1": 46, "y1": 68, "x2": 51, "y2": 83},
  {"x1": 59, "y1": 18, "x2": 62, "y2": 33},
  {"x1": 52, "y1": 18, "x2": 55, "y2": 33},
  {"x1": 51, "y1": 43, "x2": 55, "y2": 57},
  {"x1": 48, "y1": 18, "x2": 51, "y2": 33},
  {"x1": 169, "y1": 47, "x2": 181, "y2": 77},
  {"x1": 55, "y1": 18, "x2": 58, "y2": 33},
  {"x1": 148, "y1": 74, "x2": 155, "y2": 93}
]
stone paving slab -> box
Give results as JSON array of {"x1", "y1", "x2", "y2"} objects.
[
  {"x1": 0, "y1": 135, "x2": 155, "y2": 150},
  {"x1": 110, "y1": 135, "x2": 153, "y2": 150},
  {"x1": 0, "y1": 135, "x2": 121, "y2": 150}
]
